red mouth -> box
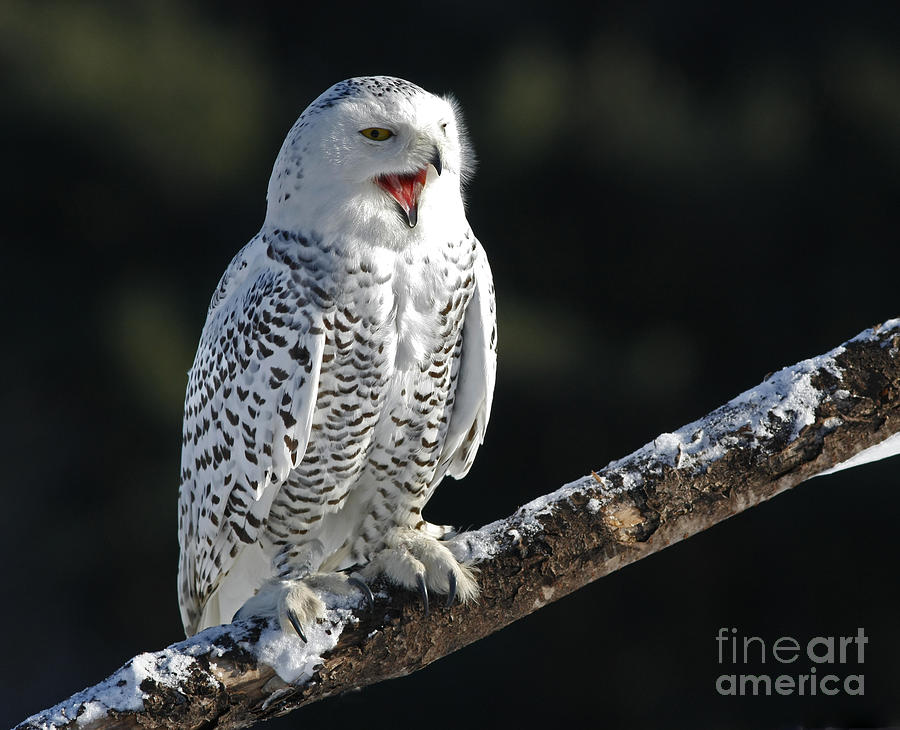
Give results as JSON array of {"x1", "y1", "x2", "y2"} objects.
[{"x1": 375, "y1": 168, "x2": 429, "y2": 228}]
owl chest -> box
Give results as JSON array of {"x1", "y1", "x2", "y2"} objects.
[
  {"x1": 310, "y1": 255, "x2": 470, "y2": 455},
  {"x1": 342, "y1": 251, "x2": 466, "y2": 362}
]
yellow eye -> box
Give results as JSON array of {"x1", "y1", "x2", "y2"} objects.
[{"x1": 360, "y1": 127, "x2": 394, "y2": 141}]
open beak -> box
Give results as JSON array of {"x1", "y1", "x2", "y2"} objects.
[
  {"x1": 375, "y1": 146, "x2": 443, "y2": 228},
  {"x1": 375, "y1": 168, "x2": 428, "y2": 227}
]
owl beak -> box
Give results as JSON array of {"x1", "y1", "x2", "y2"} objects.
[
  {"x1": 375, "y1": 167, "x2": 428, "y2": 228},
  {"x1": 428, "y1": 146, "x2": 443, "y2": 176},
  {"x1": 375, "y1": 146, "x2": 442, "y2": 228}
]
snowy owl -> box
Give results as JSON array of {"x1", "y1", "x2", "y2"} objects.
[{"x1": 177, "y1": 76, "x2": 497, "y2": 639}]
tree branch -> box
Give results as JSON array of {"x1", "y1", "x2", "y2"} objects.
[{"x1": 20, "y1": 319, "x2": 900, "y2": 730}]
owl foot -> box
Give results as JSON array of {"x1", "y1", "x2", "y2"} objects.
[
  {"x1": 234, "y1": 572, "x2": 372, "y2": 641},
  {"x1": 359, "y1": 526, "x2": 479, "y2": 614}
]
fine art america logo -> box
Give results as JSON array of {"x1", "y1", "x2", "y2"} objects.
[{"x1": 716, "y1": 628, "x2": 867, "y2": 696}]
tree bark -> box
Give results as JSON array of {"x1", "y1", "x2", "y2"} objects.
[{"x1": 19, "y1": 318, "x2": 900, "y2": 730}]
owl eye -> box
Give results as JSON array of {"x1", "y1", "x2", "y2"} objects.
[{"x1": 360, "y1": 127, "x2": 394, "y2": 141}]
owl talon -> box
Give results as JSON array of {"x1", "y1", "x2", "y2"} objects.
[
  {"x1": 445, "y1": 570, "x2": 457, "y2": 609},
  {"x1": 416, "y1": 573, "x2": 429, "y2": 617},
  {"x1": 287, "y1": 608, "x2": 308, "y2": 642},
  {"x1": 348, "y1": 576, "x2": 375, "y2": 611}
]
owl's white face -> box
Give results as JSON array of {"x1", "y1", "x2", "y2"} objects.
[{"x1": 265, "y1": 77, "x2": 473, "y2": 238}]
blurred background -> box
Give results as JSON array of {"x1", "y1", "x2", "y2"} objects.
[{"x1": 2, "y1": 1, "x2": 899, "y2": 727}]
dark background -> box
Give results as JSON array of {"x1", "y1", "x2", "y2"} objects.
[{"x1": 3, "y1": 1, "x2": 899, "y2": 727}]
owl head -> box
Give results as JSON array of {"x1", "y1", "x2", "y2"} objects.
[{"x1": 265, "y1": 76, "x2": 475, "y2": 237}]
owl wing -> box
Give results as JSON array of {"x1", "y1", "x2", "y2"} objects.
[
  {"x1": 436, "y1": 238, "x2": 498, "y2": 482},
  {"x1": 177, "y1": 238, "x2": 324, "y2": 635}
]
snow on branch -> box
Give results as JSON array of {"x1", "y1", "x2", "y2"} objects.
[{"x1": 19, "y1": 318, "x2": 900, "y2": 730}]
